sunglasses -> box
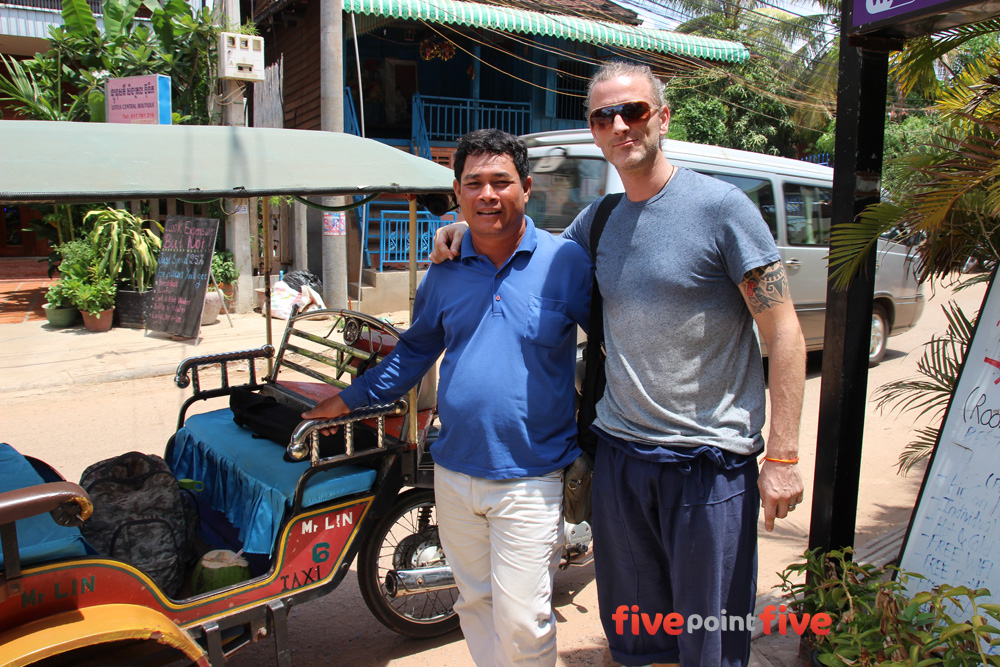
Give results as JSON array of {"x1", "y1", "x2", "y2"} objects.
[{"x1": 588, "y1": 101, "x2": 657, "y2": 129}]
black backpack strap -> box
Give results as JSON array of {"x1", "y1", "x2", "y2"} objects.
[
  {"x1": 590, "y1": 193, "x2": 623, "y2": 259},
  {"x1": 577, "y1": 193, "x2": 623, "y2": 456}
]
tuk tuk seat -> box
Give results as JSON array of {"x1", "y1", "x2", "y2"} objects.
[
  {"x1": 168, "y1": 410, "x2": 376, "y2": 556},
  {"x1": 0, "y1": 444, "x2": 90, "y2": 570}
]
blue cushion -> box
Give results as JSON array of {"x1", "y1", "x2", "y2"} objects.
[
  {"x1": 0, "y1": 444, "x2": 89, "y2": 569},
  {"x1": 168, "y1": 409, "x2": 377, "y2": 555}
]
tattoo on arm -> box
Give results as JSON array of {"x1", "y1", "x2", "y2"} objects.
[{"x1": 742, "y1": 261, "x2": 789, "y2": 314}]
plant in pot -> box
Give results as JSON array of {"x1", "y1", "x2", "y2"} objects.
[
  {"x1": 71, "y1": 274, "x2": 118, "y2": 332},
  {"x1": 778, "y1": 547, "x2": 1000, "y2": 665},
  {"x1": 211, "y1": 251, "x2": 239, "y2": 306},
  {"x1": 85, "y1": 208, "x2": 163, "y2": 329},
  {"x1": 42, "y1": 278, "x2": 82, "y2": 327}
]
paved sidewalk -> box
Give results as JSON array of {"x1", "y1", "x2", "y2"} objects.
[
  {"x1": 0, "y1": 257, "x2": 53, "y2": 324},
  {"x1": 0, "y1": 311, "x2": 274, "y2": 392}
]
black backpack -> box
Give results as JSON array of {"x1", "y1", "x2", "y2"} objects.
[{"x1": 79, "y1": 452, "x2": 195, "y2": 596}]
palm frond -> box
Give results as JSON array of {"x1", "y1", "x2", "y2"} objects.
[
  {"x1": 897, "y1": 427, "x2": 941, "y2": 475},
  {"x1": 876, "y1": 301, "x2": 977, "y2": 475}
]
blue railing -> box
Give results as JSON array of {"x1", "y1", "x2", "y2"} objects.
[
  {"x1": 344, "y1": 87, "x2": 361, "y2": 137},
  {"x1": 801, "y1": 153, "x2": 832, "y2": 166},
  {"x1": 414, "y1": 93, "x2": 531, "y2": 142},
  {"x1": 372, "y1": 207, "x2": 459, "y2": 271},
  {"x1": 411, "y1": 94, "x2": 433, "y2": 161}
]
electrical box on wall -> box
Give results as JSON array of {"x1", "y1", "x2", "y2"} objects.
[{"x1": 218, "y1": 33, "x2": 265, "y2": 82}]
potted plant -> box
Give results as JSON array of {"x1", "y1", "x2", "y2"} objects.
[
  {"x1": 85, "y1": 208, "x2": 162, "y2": 329},
  {"x1": 42, "y1": 278, "x2": 81, "y2": 327},
  {"x1": 211, "y1": 251, "x2": 239, "y2": 306},
  {"x1": 778, "y1": 548, "x2": 1000, "y2": 664},
  {"x1": 72, "y1": 274, "x2": 118, "y2": 332}
]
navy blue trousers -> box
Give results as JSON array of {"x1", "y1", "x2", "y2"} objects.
[{"x1": 591, "y1": 438, "x2": 759, "y2": 666}]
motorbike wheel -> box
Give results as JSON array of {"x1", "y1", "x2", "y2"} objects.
[{"x1": 358, "y1": 488, "x2": 460, "y2": 638}]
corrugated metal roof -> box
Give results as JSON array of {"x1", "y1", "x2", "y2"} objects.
[{"x1": 344, "y1": 0, "x2": 749, "y2": 63}]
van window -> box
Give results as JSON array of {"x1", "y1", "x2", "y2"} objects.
[
  {"x1": 784, "y1": 184, "x2": 832, "y2": 246},
  {"x1": 527, "y1": 157, "x2": 607, "y2": 232},
  {"x1": 701, "y1": 173, "x2": 778, "y2": 241}
]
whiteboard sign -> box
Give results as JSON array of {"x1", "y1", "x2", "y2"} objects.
[{"x1": 900, "y1": 270, "x2": 1000, "y2": 598}]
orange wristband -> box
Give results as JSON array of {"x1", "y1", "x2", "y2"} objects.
[{"x1": 763, "y1": 456, "x2": 799, "y2": 464}]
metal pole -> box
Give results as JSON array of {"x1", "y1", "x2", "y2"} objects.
[
  {"x1": 321, "y1": 0, "x2": 348, "y2": 309},
  {"x1": 808, "y1": 35, "x2": 892, "y2": 553},
  {"x1": 221, "y1": 0, "x2": 252, "y2": 313},
  {"x1": 407, "y1": 197, "x2": 418, "y2": 446},
  {"x1": 262, "y1": 196, "x2": 274, "y2": 376}
]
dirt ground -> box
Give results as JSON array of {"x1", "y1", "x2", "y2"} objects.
[{"x1": 2, "y1": 277, "x2": 986, "y2": 666}]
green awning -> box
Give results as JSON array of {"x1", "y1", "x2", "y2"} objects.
[
  {"x1": 0, "y1": 121, "x2": 456, "y2": 203},
  {"x1": 344, "y1": 0, "x2": 749, "y2": 63}
]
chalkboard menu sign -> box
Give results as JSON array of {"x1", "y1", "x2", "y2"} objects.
[
  {"x1": 146, "y1": 216, "x2": 219, "y2": 338},
  {"x1": 900, "y1": 270, "x2": 1000, "y2": 603}
]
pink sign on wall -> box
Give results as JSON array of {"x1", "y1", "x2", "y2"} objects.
[{"x1": 105, "y1": 75, "x2": 172, "y2": 124}]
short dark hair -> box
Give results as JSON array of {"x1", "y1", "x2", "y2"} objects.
[{"x1": 453, "y1": 129, "x2": 529, "y2": 186}]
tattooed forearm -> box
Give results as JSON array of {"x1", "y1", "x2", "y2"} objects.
[{"x1": 742, "y1": 261, "x2": 789, "y2": 314}]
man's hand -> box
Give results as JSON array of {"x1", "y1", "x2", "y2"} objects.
[
  {"x1": 758, "y1": 458, "x2": 804, "y2": 532},
  {"x1": 429, "y1": 222, "x2": 469, "y2": 263},
  {"x1": 302, "y1": 395, "x2": 350, "y2": 436}
]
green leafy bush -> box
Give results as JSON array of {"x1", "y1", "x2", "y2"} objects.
[
  {"x1": 45, "y1": 278, "x2": 82, "y2": 308},
  {"x1": 71, "y1": 275, "x2": 117, "y2": 316},
  {"x1": 85, "y1": 208, "x2": 162, "y2": 291},
  {"x1": 779, "y1": 548, "x2": 1000, "y2": 665},
  {"x1": 211, "y1": 251, "x2": 240, "y2": 285},
  {"x1": 55, "y1": 238, "x2": 98, "y2": 282}
]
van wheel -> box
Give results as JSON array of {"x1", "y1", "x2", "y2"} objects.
[{"x1": 869, "y1": 303, "x2": 888, "y2": 367}]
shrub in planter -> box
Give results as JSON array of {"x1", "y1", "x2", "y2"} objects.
[
  {"x1": 84, "y1": 209, "x2": 162, "y2": 328},
  {"x1": 211, "y1": 251, "x2": 239, "y2": 303},
  {"x1": 43, "y1": 278, "x2": 82, "y2": 327},
  {"x1": 54, "y1": 238, "x2": 99, "y2": 283},
  {"x1": 72, "y1": 275, "x2": 117, "y2": 317},
  {"x1": 778, "y1": 547, "x2": 1000, "y2": 665},
  {"x1": 211, "y1": 251, "x2": 240, "y2": 285},
  {"x1": 85, "y1": 208, "x2": 163, "y2": 291},
  {"x1": 45, "y1": 279, "x2": 81, "y2": 309}
]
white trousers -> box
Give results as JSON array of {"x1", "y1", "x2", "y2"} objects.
[{"x1": 434, "y1": 463, "x2": 565, "y2": 667}]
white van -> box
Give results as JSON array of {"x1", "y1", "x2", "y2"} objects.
[{"x1": 522, "y1": 129, "x2": 925, "y2": 366}]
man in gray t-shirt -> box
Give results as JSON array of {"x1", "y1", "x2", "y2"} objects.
[{"x1": 433, "y1": 63, "x2": 806, "y2": 667}]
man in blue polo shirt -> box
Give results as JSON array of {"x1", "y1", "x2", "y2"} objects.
[{"x1": 303, "y1": 128, "x2": 592, "y2": 666}]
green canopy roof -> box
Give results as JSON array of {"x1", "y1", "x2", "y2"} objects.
[
  {"x1": 344, "y1": 0, "x2": 749, "y2": 64},
  {"x1": 0, "y1": 121, "x2": 456, "y2": 203}
]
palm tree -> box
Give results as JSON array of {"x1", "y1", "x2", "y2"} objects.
[{"x1": 827, "y1": 29, "x2": 1000, "y2": 473}]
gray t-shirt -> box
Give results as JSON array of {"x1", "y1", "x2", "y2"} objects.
[{"x1": 564, "y1": 167, "x2": 781, "y2": 455}]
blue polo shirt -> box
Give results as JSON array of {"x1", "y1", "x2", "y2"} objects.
[{"x1": 339, "y1": 217, "x2": 592, "y2": 479}]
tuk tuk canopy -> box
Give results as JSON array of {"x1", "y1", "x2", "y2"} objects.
[{"x1": 0, "y1": 121, "x2": 456, "y2": 203}]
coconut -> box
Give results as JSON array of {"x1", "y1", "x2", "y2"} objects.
[{"x1": 191, "y1": 549, "x2": 251, "y2": 595}]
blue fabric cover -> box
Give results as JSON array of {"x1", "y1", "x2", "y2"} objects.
[
  {"x1": 0, "y1": 443, "x2": 89, "y2": 569},
  {"x1": 169, "y1": 409, "x2": 377, "y2": 555}
]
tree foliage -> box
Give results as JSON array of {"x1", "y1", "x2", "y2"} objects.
[
  {"x1": 667, "y1": 56, "x2": 810, "y2": 156},
  {"x1": 0, "y1": 0, "x2": 220, "y2": 124}
]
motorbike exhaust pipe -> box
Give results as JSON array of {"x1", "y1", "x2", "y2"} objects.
[{"x1": 385, "y1": 566, "x2": 456, "y2": 598}]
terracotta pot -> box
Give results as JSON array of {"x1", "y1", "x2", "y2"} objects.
[
  {"x1": 81, "y1": 308, "x2": 114, "y2": 332},
  {"x1": 218, "y1": 283, "x2": 236, "y2": 305},
  {"x1": 43, "y1": 303, "x2": 79, "y2": 328}
]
